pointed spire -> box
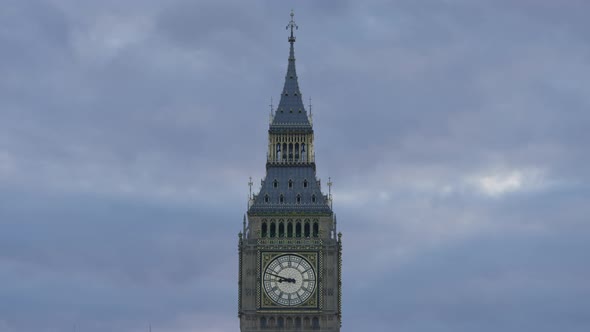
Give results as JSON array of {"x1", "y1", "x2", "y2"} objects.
[{"x1": 271, "y1": 10, "x2": 311, "y2": 131}]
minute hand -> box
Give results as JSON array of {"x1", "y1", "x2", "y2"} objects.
[
  {"x1": 266, "y1": 272, "x2": 287, "y2": 279},
  {"x1": 266, "y1": 272, "x2": 295, "y2": 283}
]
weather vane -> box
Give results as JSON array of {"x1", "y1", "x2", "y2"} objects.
[{"x1": 286, "y1": 9, "x2": 298, "y2": 42}]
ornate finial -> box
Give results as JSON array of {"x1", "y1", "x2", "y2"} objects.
[
  {"x1": 248, "y1": 176, "x2": 253, "y2": 199},
  {"x1": 308, "y1": 97, "x2": 313, "y2": 123},
  {"x1": 269, "y1": 97, "x2": 274, "y2": 123},
  {"x1": 286, "y1": 9, "x2": 298, "y2": 43},
  {"x1": 327, "y1": 177, "x2": 333, "y2": 209},
  {"x1": 270, "y1": 97, "x2": 274, "y2": 113}
]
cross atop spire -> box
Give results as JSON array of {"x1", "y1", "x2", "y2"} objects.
[{"x1": 286, "y1": 9, "x2": 298, "y2": 44}]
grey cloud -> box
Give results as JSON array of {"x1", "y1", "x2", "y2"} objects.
[{"x1": 343, "y1": 230, "x2": 590, "y2": 332}]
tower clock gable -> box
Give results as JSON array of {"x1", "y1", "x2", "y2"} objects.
[{"x1": 238, "y1": 11, "x2": 342, "y2": 332}]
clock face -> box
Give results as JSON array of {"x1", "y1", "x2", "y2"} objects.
[{"x1": 263, "y1": 254, "x2": 316, "y2": 306}]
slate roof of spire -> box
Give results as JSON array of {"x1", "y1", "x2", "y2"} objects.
[
  {"x1": 269, "y1": 19, "x2": 312, "y2": 133},
  {"x1": 248, "y1": 167, "x2": 332, "y2": 215}
]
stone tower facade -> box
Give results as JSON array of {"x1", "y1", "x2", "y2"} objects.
[{"x1": 238, "y1": 12, "x2": 342, "y2": 332}]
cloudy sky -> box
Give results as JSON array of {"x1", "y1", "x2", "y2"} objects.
[{"x1": 1, "y1": 0, "x2": 590, "y2": 331}]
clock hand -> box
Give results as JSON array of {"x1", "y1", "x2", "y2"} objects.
[
  {"x1": 277, "y1": 278, "x2": 296, "y2": 284},
  {"x1": 266, "y1": 273, "x2": 289, "y2": 282},
  {"x1": 266, "y1": 272, "x2": 296, "y2": 284}
]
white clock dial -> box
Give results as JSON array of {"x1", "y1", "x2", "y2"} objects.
[{"x1": 263, "y1": 254, "x2": 316, "y2": 306}]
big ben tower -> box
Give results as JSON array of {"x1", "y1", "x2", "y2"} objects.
[{"x1": 238, "y1": 11, "x2": 342, "y2": 332}]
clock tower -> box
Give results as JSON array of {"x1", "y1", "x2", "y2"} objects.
[{"x1": 238, "y1": 11, "x2": 342, "y2": 332}]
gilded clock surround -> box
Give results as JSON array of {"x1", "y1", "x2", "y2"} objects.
[{"x1": 259, "y1": 251, "x2": 322, "y2": 309}]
